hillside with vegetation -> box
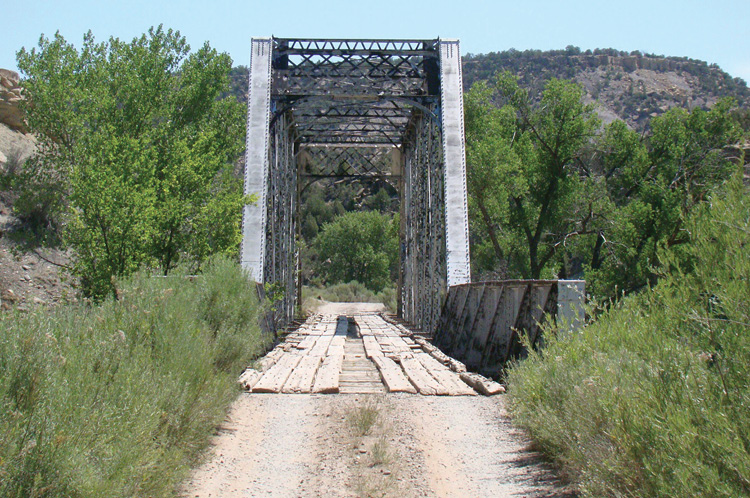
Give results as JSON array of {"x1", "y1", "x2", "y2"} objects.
[{"x1": 463, "y1": 47, "x2": 750, "y2": 129}]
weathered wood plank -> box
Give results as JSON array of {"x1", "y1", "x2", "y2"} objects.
[
  {"x1": 312, "y1": 352, "x2": 344, "y2": 393},
  {"x1": 399, "y1": 353, "x2": 447, "y2": 395},
  {"x1": 371, "y1": 355, "x2": 417, "y2": 393},
  {"x1": 415, "y1": 353, "x2": 476, "y2": 396},
  {"x1": 281, "y1": 355, "x2": 323, "y2": 393},
  {"x1": 295, "y1": 334, "x2": 318, "y2": 350},
  {"x1": 412, "y1": 336, "x2": 467, "y2": 373},
  {"x1": 362, "y1": 335, "x2": 383, "y2": 358},
  {"x1": 308, "y1": 334, "x2": 334, "y2": 357},
  {"x1": 257, "y1": 347, "x2": 285, "y2": 372},
  {"x1": 252, "y1": 354, "x2": 302, "y2": 393},
  {"x1": 459, "y1": 372, "x2": 506, "y2": 396},
  {"x1": 327, "y1": 335, "x2": 346, "y2": 356},
  {"x1": 388, "y1": 335, "x2": 415, "y2": 353},
  {"x1": 238, "y1": 368, "x2": 262, "y2": 390}
]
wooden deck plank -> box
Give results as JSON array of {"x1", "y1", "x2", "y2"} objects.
[
  {"x1": 459, "y1": 372, "x2": 506, "y2": 396},
  {"x1": 257, "y1": 347, "x2": 284, "y2": 372},
  {"x1": 295, "y1": 335, "x2": 318, "y2": 350},
  {"x1": 399, "y1": 353, "x2": 448, "y2": 395},
  {"x1": 281, "y1": 355, "x2": 323, "y2": 393},
  {"x1": 415, "y1": 353, "x2": 476, "y2": 396},
  {"x1": 412, "y1": 336, "x2": 467, "y2": 373},
  {"x1": 312, "y1": 352, "x2": 344, "y2": 393},
  {"x1": 327, "y1": 335, "x2": 346, "y2": 356},
  {"x1": 388, "y1": 335, "x2": 415, "y2": 353},
  {"x1": 362, "y1": 335, "x2": 384, "y2": 358},
  {"x1": 252, "y1": 354, "x2": 302, "y2": 393},
  {"x1": 308, "y1": 334, "x2": 334, "y2": 357},
  {"x1": 238, "y1": 368, "x2": 262, "y2": 390},
  {"x1": 371, "y1": 355, "x2": 417, "y2": 393}
]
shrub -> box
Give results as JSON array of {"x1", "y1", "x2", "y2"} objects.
[
  {"x1": 0, "y1": 256, "x2": 267, "y2": 497},
  {"x1": 506, "y1": 175, "x2": 750, "y2": 497}
]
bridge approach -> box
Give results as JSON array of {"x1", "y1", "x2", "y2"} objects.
[{"x1": 240, "y1": 37, "x2": 585, "y2": 374}]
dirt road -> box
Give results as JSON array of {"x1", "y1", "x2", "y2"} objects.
[
  {"x1": 182, "y1": 303, "x2": 570, "y2": 497},
  {"x1": 182, "y1": 392, "x2": 569, "y2": 497}
]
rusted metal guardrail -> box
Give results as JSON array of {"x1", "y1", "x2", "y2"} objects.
[{"x1": 431, "y1": 280, "x2": 585, "y2": 378}]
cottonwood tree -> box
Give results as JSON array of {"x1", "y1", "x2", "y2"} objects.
[
  {"x1": 588, "y1": 99, "x2": 742, "y2": 296},
  {"x1": 15, "y1": 26, "x2": 246, "y2": 297},
  {"x1": 466, "y1": 73, "x2": 604, "y2": 279},
  {"x1": 312, "y1": 211, "x2": 399, "y2": 292},
  {"x1": 466, "y1": 71, "x2": 743, "y2": 299}
]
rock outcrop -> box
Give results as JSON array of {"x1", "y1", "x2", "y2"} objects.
[
  {"x1": 460, "y1": 51, "x2": 749, "y2": 130},
  {"x1": 0, "y1": 69, "x2": 35, "y2": 169},
  {"x1": 0, "y1": 69, "x2": 26, "y2": 133}
]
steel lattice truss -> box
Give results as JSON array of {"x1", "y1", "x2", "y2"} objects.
[
  {"x1": 298, "y1": 145, "x2": 394, "y2": 178},
  {"x1": 241, "y1": 37, "x2": 471, "y2": 333}
]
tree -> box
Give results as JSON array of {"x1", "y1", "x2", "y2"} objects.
[
  {"x1": 466, "y1": 73, "x2": 603, "y2": 279},
  {"x1": 312, "y1": 211, "x2": 398, "y2": 292},
  {"x1": 465, "y1": 72, "x2": 742, "y2": 299},
  {"x1": 15, "y1": 26, "x2": 246, "y2": 297},
  {"x1": 587, "y1": 99, "x2": 742, "y2": 296}
]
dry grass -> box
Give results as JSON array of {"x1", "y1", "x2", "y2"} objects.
[
  {"x1": 369, "y1": 436, "x2": 392, "y2": 467},
  {"x1": 347, "y1": 398, "x2": 381, "y2": 437},
  {"x1": 344, "y1": 396, "x2": 399, "y2": 497}
]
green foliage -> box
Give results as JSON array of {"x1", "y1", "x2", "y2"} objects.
[
  {"x1": 587, "y1": 99, "x2": 742, "y2": 296},
  {"x1": 506, "y1": 176, "x2": 750, "y2": 497},
  {"x1": 466, "y1": 73, "x2": 603, "y2": 279},
  {"x1": 14, "y1": 26, "x2": 246, "y2": 298},
  {"x1": 0, "y1": 256, "x2": 267, "y2": 497},
  {"x1": 466, "y1": 71, "x2": 742, "y2": 299},
  {"x1": 312, "y1": 211, "x2": 399, "y2": 292}
]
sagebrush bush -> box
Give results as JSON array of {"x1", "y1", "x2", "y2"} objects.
[
  {"x1": 0, "y1": 256, "x2": 268, "y2": 497},
  {"x1": 507, "y1": 175, "x2": 750, "y2": 497}
]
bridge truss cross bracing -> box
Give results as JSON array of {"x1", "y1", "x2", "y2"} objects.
[{"x1": 241, "y1": 37, "x2": 471, "y2": 333}]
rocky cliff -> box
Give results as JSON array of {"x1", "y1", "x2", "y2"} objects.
[
  {"x1": 0, "y1": 69, "x2": 26, "y2": 133},
  {"x1": 0, "y1": 69, "x2": 35, "y2": 168},
  {"x1": 462, "y1": 49, "x2": 750, "y2": 129}
]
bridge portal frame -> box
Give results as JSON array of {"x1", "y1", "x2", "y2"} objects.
[{"x1": 240, "y1": 37, "x2": 471, "y2": 333}]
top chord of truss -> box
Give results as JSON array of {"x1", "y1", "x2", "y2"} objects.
[
  {"x1": 271, "y1": 37, "x2": 441, "y2": 98},
  {"x1": 273, "y1": 38, "x2": 439, "y2": 55}
]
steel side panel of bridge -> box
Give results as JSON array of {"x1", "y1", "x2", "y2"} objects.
[
  {"x1": 240, "y1": 37, "x2": 473, "y2": 333},
  {"x1": 240, "y1": 38, "x2": 273, "y2": 282},
  {"x1": 439, "y1": 40, "x2": 471, "y2": 287}
]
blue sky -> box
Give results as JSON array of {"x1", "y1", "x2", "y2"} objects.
[{"x1": 5, "y1": 0, "x2": 750, "y2": 82}]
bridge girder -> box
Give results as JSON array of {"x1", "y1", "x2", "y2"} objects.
[{"x1": 241, "y1": 37, "x2": 470, "y2": 333}]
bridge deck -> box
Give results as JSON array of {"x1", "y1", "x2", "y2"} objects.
[{"x1": 239, "y1": 311, "x2": 504, "y2": 396}]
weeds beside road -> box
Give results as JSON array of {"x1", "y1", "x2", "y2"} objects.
[
  {"x1": 507, "y1": 177, "x2": 750, "y2": 497},
  {"x1": 0, "y1": 256, "x2": 267, "y2": 497}
]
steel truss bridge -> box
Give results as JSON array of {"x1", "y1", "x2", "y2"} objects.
[{"x1": 240, "y1": 37, "x2": 471, "y2": 334}]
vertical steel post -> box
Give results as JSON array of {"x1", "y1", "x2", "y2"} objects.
[
  {"x1": 439, "y1": 39, "x2": 471, "y2": 287},
  {"x1": 240, "y1": 38, "x2": 273, "y2": 282}
]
